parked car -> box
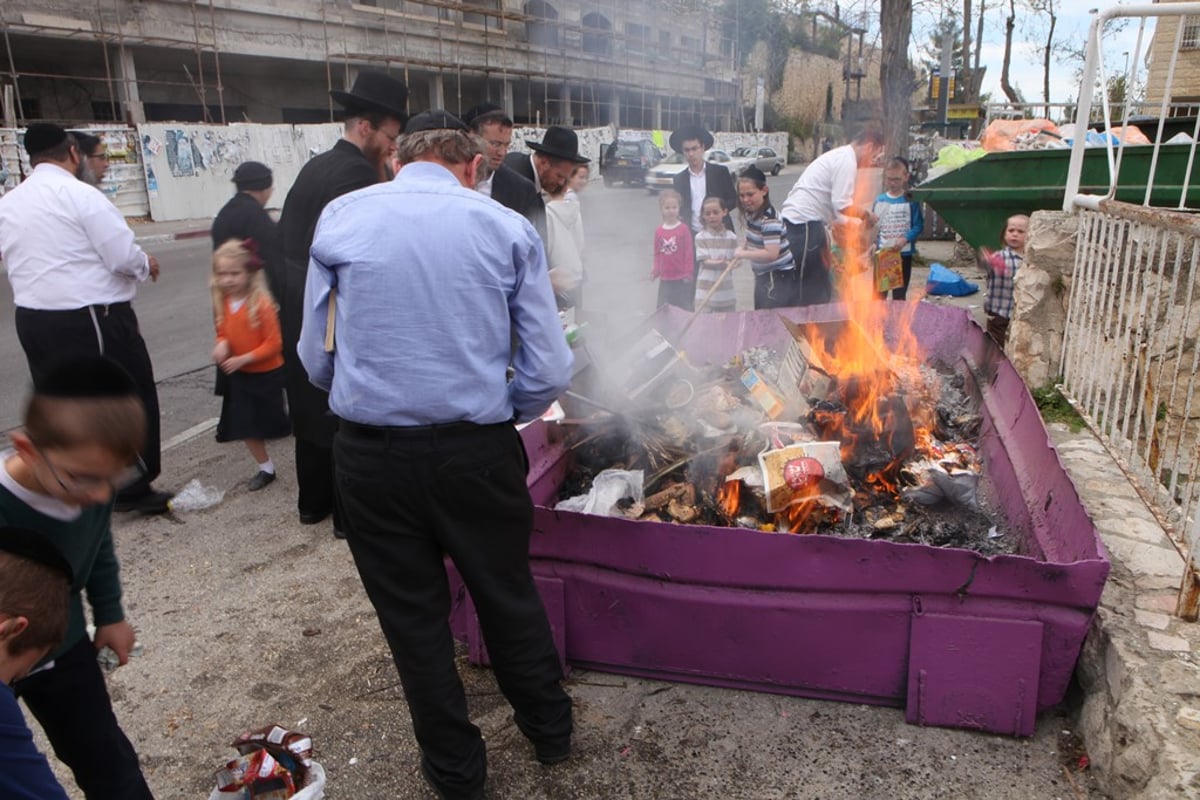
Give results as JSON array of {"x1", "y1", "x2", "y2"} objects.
[
  {"x1": 599, "y1": 139, "x2": 661, "y2": 187},
  {"x1": 730, "y1": 146, "x2": 786, "y2": 175},
  {"x1": 646, "y1": 150, "x2": 738, "y2": 192}
]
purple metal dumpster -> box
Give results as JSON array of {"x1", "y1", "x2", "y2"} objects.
[{"x1": 448, "y1": 303, "x2": 1109, "y2": 737}]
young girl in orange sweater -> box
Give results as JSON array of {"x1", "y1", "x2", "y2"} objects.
[{"x1": 211, "y1": 238, "x2": 290, "y2": 490}]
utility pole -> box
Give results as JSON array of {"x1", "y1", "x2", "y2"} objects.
[{"x1": 937, "y1": 27, "x2": 952, "y2": 137}]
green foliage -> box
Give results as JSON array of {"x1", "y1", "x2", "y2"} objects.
[{"x1": 1031, "y1": 384, "x2": 1085, "y2": 432}]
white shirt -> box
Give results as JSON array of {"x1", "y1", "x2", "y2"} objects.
[
  {"x1": 476, "y1": 171, "x2": 494, "y2": 198},
  {"x1": 546, "y1": 193, "x2": 584, "y2": 288},
  {"x1": 0, "y1": 162, "x2": 150, "y2": 309},
  {"x1": 688, "y1": 164, "x2": 707, "y2": 232},
  {"x1": 780, "y1": 144, "x2": 859, "y2": 226}
]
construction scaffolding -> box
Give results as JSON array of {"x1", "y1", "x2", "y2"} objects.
[{"x1": 0, "y1": 0, "x2": 747, "y2": 130}]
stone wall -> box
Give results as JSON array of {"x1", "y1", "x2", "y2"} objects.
[{"x1": 1008, "y1": 211, "x2": 1078, "y2": 389}]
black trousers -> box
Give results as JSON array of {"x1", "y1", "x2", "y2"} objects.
[
  {"x1": 753, "y1": 269, "x2": 802, "y2": 309},
  {"x1": 334, "y1": 421, "x2": 571, "y2": 798},
  {"x1": 783, "y1": 220, "x2": 834, "y2": 306},
  {"x1": 294, "y1": 437, "x2": 343, "y2": 528},
  {"x1": 14, "y1": 303, "x2": 161, "y2": 496},
  {"x1": 14, "y1": 637, "x2": 154, "y2": 800}
]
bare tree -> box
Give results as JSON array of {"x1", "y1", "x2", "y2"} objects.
[
  {"x1": 880, "y1": 0, "x2": 915, "y2": 156},
  {"x1": 1033, "y1": 0, "x2": 1058, "y2": 117},
  {"x1": 999, "y1": 0, "x2": 1023, "y2": 104},
  {"x1": 973, "y1": 0, "x2": 987, "y2": 74}
]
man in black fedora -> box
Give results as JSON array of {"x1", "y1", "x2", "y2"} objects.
[
  {"x1": 503, "y1": 127, "x2": 590, "y2": 306},
  {"x1": 670, "y1": 123, "x2": 737, "y2": 236},
  {"x1": 277, "y1": 69, "x2": 408, "y2": 538},
  {"x1": 462, "y1": 102, "x2": 544, "y2": 239}
]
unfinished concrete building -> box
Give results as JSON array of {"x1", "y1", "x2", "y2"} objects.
[{"x1": 0, "y1": 0, "x2": 741, "y2": 131}]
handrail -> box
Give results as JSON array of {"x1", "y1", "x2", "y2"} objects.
[{"x1": 1064, "y1": 3, "x2": 1200, "y2": 213}]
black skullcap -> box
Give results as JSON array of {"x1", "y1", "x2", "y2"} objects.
[
  {"x1": 23, "y1": 123, "x2": 69, "y2": 158},
  {"x1": 741, "y1": 165, "x2": 768, "y2": 184},
  {"x1": 462, "y1": 102, "x2": 512, "y2": 130},
  {"x1": 37, "y1": 356, "x2": 137, "y2": 398},
  {"x1": 71, "y1": 132, "x2": 102, "y2": 156},
  {"x1": 0, "y1": 526, "x2": 73, "y2": 584},
  {"x1": 232, "y1": 161, "x2": 273, "y2": 191},
  {"x1": 405, "y1": 109, "x2": 468, "y2": 134}
]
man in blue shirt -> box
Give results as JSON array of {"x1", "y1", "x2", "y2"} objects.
[{"x1": 299, "y1": 110, "x2": 573, "y2": 800}]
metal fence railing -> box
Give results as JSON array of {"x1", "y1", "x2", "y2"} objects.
[{"x1": 1061, "y1": 3, "x2": 1200, "y2": 619}]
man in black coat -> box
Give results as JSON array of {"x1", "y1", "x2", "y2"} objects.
[
  {"x1": 670, "y1": 124, "x2": 737, "y2": 236},
  {"x1": 275, "y1": 70, "x2": 408, "y2": 537},
  {"x1": 211, "y1": 161, "x2": 279, "y2": 266},
  {"x1": 462, "y1": 103, "x2": 545, "y2": 240}
]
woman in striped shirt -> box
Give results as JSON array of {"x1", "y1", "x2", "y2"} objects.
[{"x1": 733, "y1": 167, "x2": 797, "y2": 309}]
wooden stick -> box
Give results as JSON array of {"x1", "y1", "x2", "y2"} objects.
[{"x1": 677, "y1": 258, "x2": 740, "y2": 343}]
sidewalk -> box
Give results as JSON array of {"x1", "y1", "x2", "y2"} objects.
[{"x1": 128, "y1": 216, "x2": 211, "y2": 245}]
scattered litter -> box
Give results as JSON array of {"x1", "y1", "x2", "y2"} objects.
[
  {"x1": 926, "y1": 263, "x2": 979, "y2": 297},
  {"x1": 208, "y1": 724, "x2": 323, "y2": 799},
  {"x1": 555, "y1": 469, "x2": 644, "y2": 517},
  {"x1": 168, "y1": 479, "x2": 225, "y2": 513}
]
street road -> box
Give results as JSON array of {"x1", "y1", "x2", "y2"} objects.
[{"x1": 0, "y1": 167, "x2": 801, "y2": 437}]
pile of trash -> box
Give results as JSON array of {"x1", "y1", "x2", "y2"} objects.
[
  {"x1": 557, "y1": 322, "x2": 1015, "y2": 555},
  {"x1": 209, "y1": 725, "x2": 325, "y2": 800}
]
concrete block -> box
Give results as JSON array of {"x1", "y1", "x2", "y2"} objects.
[
  {"x1": 1133, "y1": 608, "x2": 1172, "y2": 630},
  {"x1": 1102, "y1": 534, "x2": 1185, "y2": 577},
  {"x1": 1136, "y1": 593, "x2": 1180, "y2": 613},
  {"x1": 1138, "y1": 573, "x2": 1186, "y2": 591},
  {"x1": 1147, "y1": 631, "x2": 1192, "y2": 652}
]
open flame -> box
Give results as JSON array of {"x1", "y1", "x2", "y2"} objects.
[
  {"x1": 799, "y1": 169, "x2": 938, "y2": 501},
  {"x1": 717, "y1": 479, "x2": 741, "y2": 518}
]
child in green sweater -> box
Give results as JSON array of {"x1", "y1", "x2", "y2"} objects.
[{"x1": 2, "y1": 356, "x2": 154, "y2": 799}]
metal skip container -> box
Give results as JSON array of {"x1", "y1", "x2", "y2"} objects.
[{"x1": 448, "y1": 303, "x2": 1109, "y2": 737}]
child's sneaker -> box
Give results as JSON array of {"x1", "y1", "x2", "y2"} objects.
[{"x1": 247, "y1": 471, "x2": 276, "y2": 491}]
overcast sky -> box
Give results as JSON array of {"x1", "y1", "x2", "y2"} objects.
[{"x1": 910, "y1": 1, "x2": 1156, "y2": 107}]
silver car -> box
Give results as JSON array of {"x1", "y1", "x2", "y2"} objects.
[{"x1": 730, "y1": 146, "x2": 785, "y2": 176}]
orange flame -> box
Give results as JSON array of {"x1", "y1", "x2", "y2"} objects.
[
  {"x1": 801, "y1": 168, "x2": 938, "y2": 497},
  {"x1": 717, "y1": 480, "x2": 741, "y2": 518}
]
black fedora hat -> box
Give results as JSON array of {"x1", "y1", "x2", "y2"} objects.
[
  {"x1": 23, "y1": 123, "x2": 69, "y2": 158},
  {"x1": 462, "y1": 102, "x2": 512, "y2": 130},
  {"x1": 526, "y1": 126, "x2": 590, "y2": 164},
  {"x1": 404, "y1": 109, "x2": 468, "y2": 134},
  {"x1": 669, "y1": 124, "x2": 714, "y2": 154},
  {"x1": 330, "y1": 70, "x2": 409, "y2": 122}
]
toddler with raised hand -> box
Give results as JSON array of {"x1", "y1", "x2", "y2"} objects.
[{"x1": 981, "y1": 214, "x2": 1029, "y2": 349}]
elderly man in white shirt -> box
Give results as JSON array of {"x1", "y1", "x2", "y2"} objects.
[{"x1": 0, "y1": 123, "x2": 171, "y2": 514}]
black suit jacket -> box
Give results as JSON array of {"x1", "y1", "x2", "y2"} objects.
[
  {"x1": 276, "y1": 138, "x2": 380, "y2": 444},
  {"x1": 490, "y1": 163, "x2": 546, "y2": 242},
  {"x1": 673, "y1": 161, "x2": 738, "y2": 233}
]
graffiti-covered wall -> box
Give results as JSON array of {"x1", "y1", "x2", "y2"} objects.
[{"x1": 138, "y1": 123, "x2": 342, "y2": 221}]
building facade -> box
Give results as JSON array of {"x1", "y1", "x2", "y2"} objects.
[{"x1": 0, "y1": 0, "x2": 740, "y2": 131}]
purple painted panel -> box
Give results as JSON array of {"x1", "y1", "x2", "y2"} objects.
[
  {"x1": 448, "y1": 304, "x2": 1110, "y2": 736},
  {"x1": 907, "y1": 613, "x2": 1042, "y2": 736}
]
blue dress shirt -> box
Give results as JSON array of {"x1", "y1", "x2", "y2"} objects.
[{"x1": 299, "y1": 161, "x2": 572, "y2": 426}]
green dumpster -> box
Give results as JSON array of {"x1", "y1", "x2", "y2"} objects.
[{"x1": 911, "y1": 144, "x2": 1200, "y2": 249}]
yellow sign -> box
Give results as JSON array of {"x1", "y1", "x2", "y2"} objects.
[{"x1": 947, "y1": 106, "x2": 979, "y2": 120}]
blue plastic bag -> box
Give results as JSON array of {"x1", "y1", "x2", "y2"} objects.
[{"x1": 925, "y1": 262, "x2": 979, "y2": 296}]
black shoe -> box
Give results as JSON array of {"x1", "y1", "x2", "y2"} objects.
[
  {"x1": 419, "y1": 759, "x2": 484, "y2": 800},
  {"x1": 534, "y1": 739, "x2": 571, "y2": 765},
  {"x1": 114, "y1": 489, "x2": 174, "y2": 515},
  {"x1": 298, "y1": 510, "x2": 330, "y2": 525},
  {"x1": 333, "y1": 528, "x2": 347, "y2": 540},
  {"x1": 247, "y1": 471, "x2": 276, "y2": 492}
]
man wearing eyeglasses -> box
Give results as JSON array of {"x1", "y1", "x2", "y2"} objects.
[
  {"x1": 276, "y1": 70, "x2": 408, "y2": 539},
  {"x1": 71, "y1": 132, "x2": 110, "y2": 188},
  {"x1": 0, "y1": 356, "x2": 155, "y2": 799},
  {"x1": 462, "y1": 102, "x2": 545, "y2": 240},
  {"x1": 0, "y1": 123, "x2": 171, "y2": 515}
]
